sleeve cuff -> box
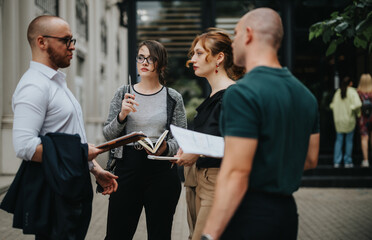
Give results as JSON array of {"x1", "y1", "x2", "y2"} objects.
[
  {"x1": 117, "y1": 113, "x2": 127, "y2": 124},
  {"x1": 162, "y1": 142, "x2": 169, "y2": 156},
  {"x1": 88, "y1": 161, "x2": 95, "y2": 171}
]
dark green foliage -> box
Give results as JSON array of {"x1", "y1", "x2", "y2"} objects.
[{"x1": 309, "y1": 0, "x2": 372, "y2": 56}]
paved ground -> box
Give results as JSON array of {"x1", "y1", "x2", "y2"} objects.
[{"x1": 1, "y1": 175, "x2": 372, "y2": 240}]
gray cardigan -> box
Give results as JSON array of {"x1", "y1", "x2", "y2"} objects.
[{"x1": 103, "y1": 85, "x2": 187, "y2": 159}]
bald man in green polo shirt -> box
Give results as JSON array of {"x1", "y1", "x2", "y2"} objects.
[{"x1": 201, "y1": 8, "x2": 320, "y2": 240}]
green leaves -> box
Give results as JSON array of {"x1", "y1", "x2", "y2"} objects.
[
  {"x1": 309, "y1": 22, "x2": 323, "y2": 41},
  {"x1": 335, "y1": 22, "x2": 349, "y2": 33},
  {"x1": 308, "y1": 0, "x2": 372, "y2": 56},
  {"x1": 322, "y1": 27, "x2": 333, "y2": 43},
  {"x1": 354, "y1": 36, "x2": 368, "y2": 48},
  {"x1": 326, "y1": 41, "x2": 338, "y2": 56}
]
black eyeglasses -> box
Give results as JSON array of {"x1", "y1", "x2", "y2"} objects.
[
  {"x1": 136, "y1": 55, "x2": 156, "y2": 64},
  {"x1": 42, "y1": 35, "x2": 76, "y2": 48}
]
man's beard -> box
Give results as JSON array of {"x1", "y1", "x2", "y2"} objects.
[
  {"x1": 47, "y1": 46, "x2": 70, "y2": 68},
  {"x1": 233, "y1": 50, "x2": 245, "y2": 68}
]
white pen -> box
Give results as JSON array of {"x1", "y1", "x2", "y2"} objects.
[
  {"x1": 128, "y1": 75, "x2": 132, "y2": 94},
  {"x1": 126, "y1": 75, "x2": 133, "y2": 105}
]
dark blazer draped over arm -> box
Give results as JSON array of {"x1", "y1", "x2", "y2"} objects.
[{"x1": 0, "y1": 132, "x2": 93, "y2": 239}]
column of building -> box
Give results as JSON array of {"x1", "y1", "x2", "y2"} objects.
[
  {"x1": 0, "y1": 0, "x2": 3, "y2": 174},
  {"x1": 1, "y1": 0, "x2": 33, "y2": 174}
]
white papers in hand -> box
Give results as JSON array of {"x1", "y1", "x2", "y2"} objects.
[{"x1": 170, "y1": 124, "x2": 224, "y2": 158}]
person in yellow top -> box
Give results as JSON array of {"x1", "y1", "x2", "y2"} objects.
[{"x1": 330, "y1": 76, "x2": 362, "y2": 168}]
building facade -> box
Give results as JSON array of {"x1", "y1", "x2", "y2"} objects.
[{"x1": 0, "y1": 0, "x2": 128, "y2": 174}]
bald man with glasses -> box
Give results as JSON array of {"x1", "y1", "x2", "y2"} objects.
[{"x1": 0, "y1": 15, "x2": 118, "y2": 239}]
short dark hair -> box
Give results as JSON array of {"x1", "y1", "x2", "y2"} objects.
[
  {"x1": 27, "y1": 15, "x2": 63, "y2": 47},
  {"x1": 138, "y1": 40, "x2": 168, "y2": 85}
]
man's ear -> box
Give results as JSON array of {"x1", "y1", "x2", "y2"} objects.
[
  {"x1": 245, "y1": 27, "x2": 253, "y2": 45},
  {"x1": 36, "y1": 36, "x2": 47, "y2": 49}
]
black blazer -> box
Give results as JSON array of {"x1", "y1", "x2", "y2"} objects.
[{"x1": 0, "y1": 133, "x2": 93, "y2": 239}]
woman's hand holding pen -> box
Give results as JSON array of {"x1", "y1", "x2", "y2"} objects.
[
  {"x1": 118, "y1": 93, "x2": 139, "y2": 121},
  {"x1": 173, "y1": 148, "x2": 198, "y2": 166}
]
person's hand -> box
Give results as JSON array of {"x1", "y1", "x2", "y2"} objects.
[
  {"x1": 94, "y1": 169, "x2": 119, "y2": 195},
  {"x1": 118, "y1": 93, "x2": 139, "y2": 121},
  {"x1": 88, "y1": 144, "x2": 104, "y2": 161},
  {"x1": 173, "y1": 148, "x2": 198, "y2": 166},
  {"x1": 175, "y1": 148, "x2": 183, "y2": 157}
]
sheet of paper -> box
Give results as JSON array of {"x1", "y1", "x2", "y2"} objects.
[{"x1": 170, "y1": 125, "x2": 224, "y2": 158}]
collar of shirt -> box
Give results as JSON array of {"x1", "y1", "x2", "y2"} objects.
[{"x1": 30, "y1": 61, "x2": 67, "y2": 85}]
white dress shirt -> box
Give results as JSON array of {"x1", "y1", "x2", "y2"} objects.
[{"x1": 12, "y1": 61, "x2": 87, "y2": 161}]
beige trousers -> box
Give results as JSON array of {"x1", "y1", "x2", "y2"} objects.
[
  {"x1": 191, "y1": 167, "x2": 219, "y2": 240},
  {"x1": 184, "y1": 165, "x2": 197, "y2": 240}
]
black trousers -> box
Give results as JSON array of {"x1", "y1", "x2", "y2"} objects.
[
  {"x1": 35, "y1": 234, "x2": 50, "y2": 240},
  {"x1": 221, "y1": 191, "x2": 298, "y2": 240},
  {"x1": 105, "y1": 147, "x2": 181, "y2": 240}
]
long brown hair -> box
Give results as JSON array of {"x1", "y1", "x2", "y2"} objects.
[
  {"x1": 340, "y1": 76, "x2": 351, "y2": 99},
  {"x1": 186, "y1": 28, "x2": 245, "y2": 80}
]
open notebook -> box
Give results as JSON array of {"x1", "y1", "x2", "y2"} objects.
[{"x1": 137, "y1": 130, "x2": 169, "y2": 154}]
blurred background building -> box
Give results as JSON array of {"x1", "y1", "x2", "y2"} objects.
[{"x1": 1, "y1": 0, "x2": 371, "y2": 175}]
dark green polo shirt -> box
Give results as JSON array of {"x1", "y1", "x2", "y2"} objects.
[{"x1": 220, "y1": 66, "x2": 319, "y2": 195}]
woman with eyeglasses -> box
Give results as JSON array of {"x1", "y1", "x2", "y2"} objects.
[{"x1": 102, "y1": 40, "x2": 187, "y2": 240}]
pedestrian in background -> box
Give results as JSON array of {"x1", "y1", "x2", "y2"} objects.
[
  {"x1": 330, "y1": 76, "x2": 362, "y2": 168},
  {"x1": 202, "y1": 8, "x2": 320, "y2": 240},
  {"x1": 357, "y1": 73, "x2": 372, "y2": 168}
]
